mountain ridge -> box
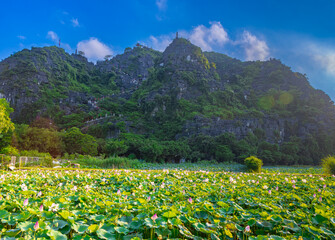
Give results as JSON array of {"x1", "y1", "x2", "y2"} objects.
[{"x1": 1, "y1": 37, "x2": 335, "y2": 164}]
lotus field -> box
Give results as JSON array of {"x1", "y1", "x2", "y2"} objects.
[{"x1": 0, "y1": 170, "x2": 334, "y2": 240}]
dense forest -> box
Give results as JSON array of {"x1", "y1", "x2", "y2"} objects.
[{"x1": 1, "y1": 38, "x2": 335, "y2": 165}]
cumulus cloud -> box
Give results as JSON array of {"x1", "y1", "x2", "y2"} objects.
[
  {"x1": 71, "y1": 18, "x2": 79, "y2": 27},
  {"x1": 145, "y1": 21, "x2": 229, "y2": 52},
  {"x1": 17, "y1": 35, "x2": 26, "y2": 40},
  {"x1": 310, "y1": 45, "x2": 335, "y2": 77},
  {"x1": 146, "y1": 34, "x2": 174, "y2": 51},
  {"x1": 77, "y1": 37, "x2": 113, "y2": 62},
  {"x1": 47, "y1": 31, "x2": 58, "y2": 41},
  {"x1": 189, "y1": 22, "x2": 229, "y2": 51},
  {"x1": 156, "y1": 0, "x2": 167, "y2": 11},
  {"x1": 240, "y1": 31, "x2": 269, "y2": 61}
]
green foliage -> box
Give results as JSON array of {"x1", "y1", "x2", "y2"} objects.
[
  {"x1": 19, "y1": 150, "x2": 53, "y2": 167},
  {"x1": 14, "y1": 123, "x2": 62, "y2": 157},
  {"x1": 0, "y1": 168, "x2": 333, "y2": 239},
  {"x1": 321, "y1": 156, "x2": 335, "y2": 175},
  {"x1": 0, "y1": 99, "x2": 15, "y2": 150},
  {"x1": 244, "y1": 156, "x2": 263, "y2": 172},
  {"x1": 61, "y1": 127, "x2": 98, "y2": 156},
  {"x1": 215, "y1": 145, "x2": 235, "y2": 162},
  {"x1": 105, "y1": 140, "x2": 129, "y2": 156},
  {"x1": 3, "y1": 44, "x2": 335, "y2": 166},
  {"x1": 75, "y1": 156, "x2": 141, "y2": 169},
  {"x1": 0, "y1": 145, "x2": 19, "y2": 156}
]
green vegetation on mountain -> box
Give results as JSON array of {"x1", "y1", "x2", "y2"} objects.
[{"x1": 1, "y1": 38, "x2": 335, "y2": 165}]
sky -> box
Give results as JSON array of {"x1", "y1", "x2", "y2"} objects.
[{"x1": 1, "y1": 0, "x2": 335, "y2": 98}]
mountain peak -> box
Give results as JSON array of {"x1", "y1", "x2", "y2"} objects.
[{"x1": 162, "y1": 37, "x2": 211, "y2": 70}]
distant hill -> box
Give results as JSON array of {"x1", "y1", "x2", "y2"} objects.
[{"x1": 1, "y1": 38, "x2": 335, "y2": 164}]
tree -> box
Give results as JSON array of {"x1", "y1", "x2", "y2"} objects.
[
  {"x1": 19, "y1": 127, "x2": 62, "y2": 157},
  {"x1": 78, "y1": 51, "x2": 85, "y2": 56},
  {"x1": 0, "y1": 99, "x2": 15, "y2": 150},
  {"x1": 105, "y1": 139, "x2": 128, "y2": 156},
  {"x1": 61, "y1": 127, "x2": 98, "y2": 156},
  {"x1": 30, "y1": 117, "x2": 57, "y2": 130},
  {"x1": 215, "y1": 145, "x2": 235, "y2": 162},
  {"x1": 0, "y1": 99, "x2": 14, "y2": 135}
]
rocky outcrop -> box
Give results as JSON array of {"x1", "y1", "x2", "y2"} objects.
[
  {"x1": 177, "y1": 115, "x2": 325, "y2": 143},
  {"x1": 0, "y1": 38, "x2": 335, "y2": 146}
]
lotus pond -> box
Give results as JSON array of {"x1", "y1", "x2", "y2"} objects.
[{"x1": 0, "y1": 169, "x2": 334, "y2": 240}]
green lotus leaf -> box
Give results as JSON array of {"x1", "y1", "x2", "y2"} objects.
[
  {"x1": 312, "y1": 214, "x2": 328, "y2": 225},
  {"x1": 269, "y1": 235, "x2": 286, "y2": 240},
  {"x1": 163, "y1": 211, "x2": 177, "y2": 218},
  {"x1": 115, "y1": 226, "x2": 129, "y2": 235},
  {"x1": 52, "y1": 220, "x2": 69, "y2": 230},
  {"x1": 17, "y1": 221, "x2": 35, "y2": 231},
  {"x1": 283, "y1": 219, "x2": 301, "y2": 232},
  {"x1": 97, "y1": 228, "x2": 116, "y2": 240},
  {"x1": 247, "y1": 218, "x2": 257, "y2": 226},
  {"x1": 72, "y1": 223, "x2": 89, "y2": 234},
  {"x1": 88, "y1": 224, "x2": 100, "y2": 233},
  {"x1": 4, "y1": 228, "x2": 20, "y2": 237},
  {"x1": 129, "y1": 220, "x2": 143, "y2": 230},
  {"x1": 270, "y1": 215, "x2": 283, "y2": 223},
  {"x1": 0, "y1": 210, "x2": 10, "y2": 219},
  {"x1": 320, "y1": 227, "x2": 335, "y2": 239},
  {"x1": 47, "y1": 229, "x2": 68, "y2": 240}
]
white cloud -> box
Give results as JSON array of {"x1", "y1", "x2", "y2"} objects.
[
  {"x1": 208, "y1": 21, "x2": 229, "y2": 46},
  {"x1": 156, "y1": 0, "x2": 167, "y2": 11},
  {"x1": 146, "y1": 34, "x2": 174, "y2": 51},
  {"x1": 77, "y1": 37, "x2": 113, "y2": 62},
  {"x1": 189, "y1": 22, "x2": 229, "y2": 51},
  {"x1": 46, "y1": 31, "x2": 72, "y2": 51},
  {"x1": 71, "y1": 18, "x2": 79, "y2": 27},
  {"x1": 144, "y1": 22, "x2": 229, "y2": 52},
  {"x1": 240, "y1": 31, "x2": 269, "y2": 61},
  {"x1": 47, "y1": 31, "x2": 58, "y2": 41},
  {"x1": 310, "y1": 44, "x2": 335, "y2": 76},
  {"x1": 189, "y1": 25, "x2": 213, "y2": 51},
  {"x1": 17, "y1": 35, "x2": 26, "y2": 40}
]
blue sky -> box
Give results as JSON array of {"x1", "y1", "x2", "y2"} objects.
[{"x1": 1, "y1": 0, "x2": 335, "y2": 98}]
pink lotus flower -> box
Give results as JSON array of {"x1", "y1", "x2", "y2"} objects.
[
  {"x1": 37, "y1": 191, "x2": 42, "y2": 197},
  {"x1": 276, "y1": 186, "x2": 279, "y2": 191},
  {"x1": 318, "y1": 189, "x2": 321, "y2": 192},
  {"x1": 117, "y1": 189, "x2": 121, "y2": 195},
  {"x1": 39, "y1": 204, "x2": 43, "y2": 211},
  {"x1": 293, "y1": 185, "x2": 296, "y2": 189},
  {"x1": 323, "y1": 184, "x2": 326, "y2": 189},
  {"x1": 188, "y1": 197, "x2": 193, "y2": 204},
  {"x1": 313, "y1": 193, "x2": 316, "y2": 198},
  {"x1": 23, "y1": 198, "x2": 28, "y2": 206},
  {"x1": 245, "y1": 225, "x2": 251, "y2": 232},
  {"x1": 319, "y1": 197, "x2": 322, "y2": 202},
  {"x1": 147, "y1": 196, "x2": 151, "y2": 201},
  {"x1": 151, "y1": 213, "x2": 158, "y2": 221},
  {"x1": 34, "y1": 221, "x2": 39, "y2": 231},
  {"x1": 268, "y1": 190, "x2": 271, "y2": 195}
]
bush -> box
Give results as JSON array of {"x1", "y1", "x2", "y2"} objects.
[
  {"x1": 244, "y1": 156, "x2": 263, "y2": 173},
  {"x1": 74, "y1": 156, "x2": 141, "y2": 169},
  {"x1": 322, "y1": 156, "x2": 335, "y2": 175}
]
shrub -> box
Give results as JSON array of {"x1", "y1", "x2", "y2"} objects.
[
  {"x1": 322, "y1": 156, "x2": 335, "y2": 175},
  {"x1": 19, "y1": 150, "x2": 53, "y2": 167},
  {"x1": 74, "y1": 156, "x2": 141, "y2": 169},
  {"x1": 244, "y1": 156, "x2": 263, "y2": 173}
]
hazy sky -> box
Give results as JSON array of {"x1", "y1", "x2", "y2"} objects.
[{"x1": 1, "y1": 0, "x2": 335, "y2": 98}]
